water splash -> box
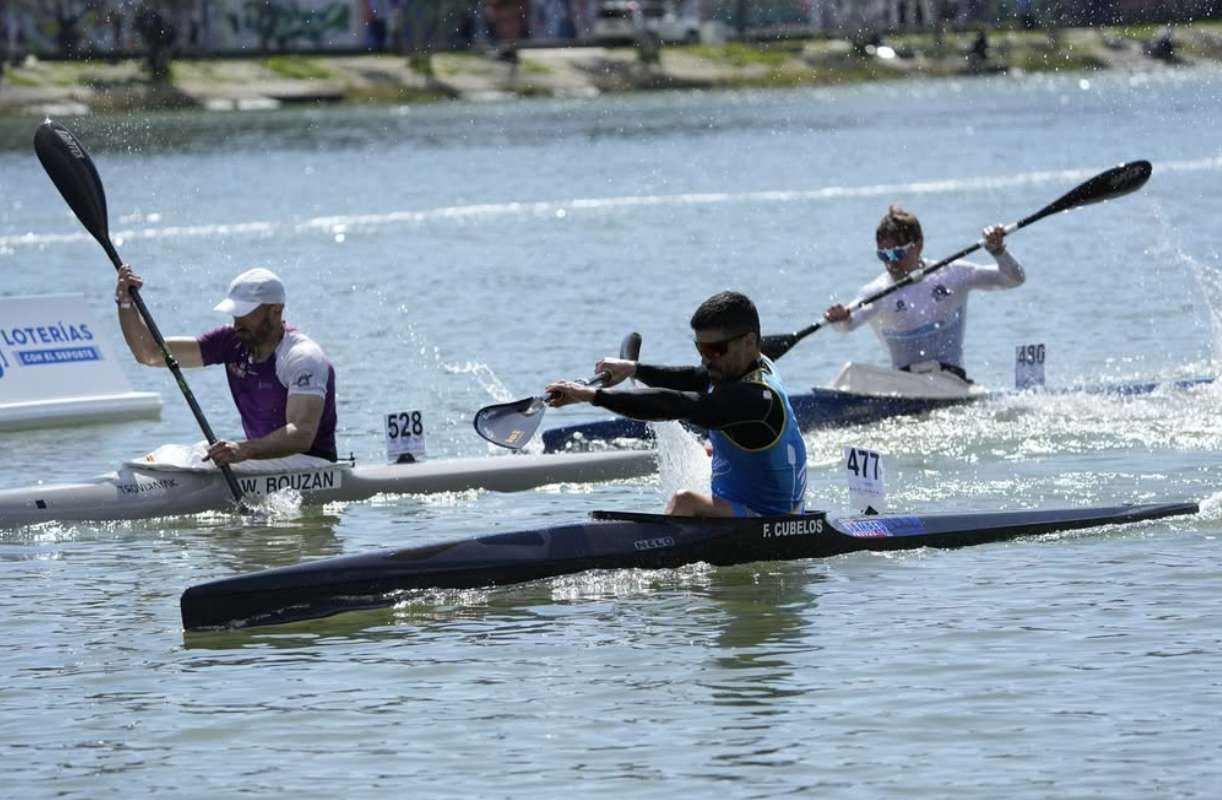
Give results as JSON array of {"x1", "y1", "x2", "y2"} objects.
[
  {"x1": 444, "y1": 360, "x2": 515, "y2": 403},
  {"x1": 249, "y1": 488, "x2": 305, "y2": 520},
  {"x1": 1199, "y1": 490, "x2": 1222, "y2": 520},
  {"x1": 651, "y1": 421, "x2": 711, "y2": 506},
  {"x1": 548, "y1": 563, "x2": 713, "y2": 602},
  {"x1": 1181, "y1": 254, "x2": 1222, "y2": 367}
]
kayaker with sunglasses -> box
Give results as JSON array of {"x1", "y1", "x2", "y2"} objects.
[
  {"x1": 824, "y1": 205, "x2": 1024, "y2": 381},
  {"x1": 545, "y1": 291, "x2": 807, "y2": 518}
]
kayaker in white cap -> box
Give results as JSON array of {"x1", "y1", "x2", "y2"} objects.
[{"x1": 114, "y1": 265, "x2": 337, "y2": 467}]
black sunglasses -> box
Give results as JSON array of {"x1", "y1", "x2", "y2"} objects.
[{"x1": 694, "y1": 331, "x2": 749, "y2": 359}]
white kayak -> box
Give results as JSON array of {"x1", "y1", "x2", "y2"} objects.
[
  {"x1": 826, "y1": 362, "x2": 984, "y2": 399},
  {"x1": 0, "y1": 448, "x2": 656, "y2": 527}
]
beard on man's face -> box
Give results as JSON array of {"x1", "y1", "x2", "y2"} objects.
[{"x1": 235, "y1": 314, "x2": 274, "y2": 346}]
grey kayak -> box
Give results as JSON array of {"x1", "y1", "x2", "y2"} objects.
[{"x1": 0, "y1": 450, "x2": 656, "y2": 527}]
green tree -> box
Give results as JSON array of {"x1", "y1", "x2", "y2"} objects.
[
  {"x1": 132, "y1": 0, "x2": 192, "y2": 82},
  {"x1": 25, "y1": 0, "x2": 104, "y2": 57}
]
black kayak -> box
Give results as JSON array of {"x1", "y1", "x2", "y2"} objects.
[
  {"x1": 180, "y1": 501, "x2": 1198, "y2": 631},
  {"x1": 541, "y1": 376, "x2": 1216, "y2": 452}
]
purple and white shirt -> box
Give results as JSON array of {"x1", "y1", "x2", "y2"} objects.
[{"x1": 197, "y1": 324, "x2": 337, "y2": 461}]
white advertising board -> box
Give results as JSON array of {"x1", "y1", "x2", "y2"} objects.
[{"x1": 0, "y1": 294, "x2": 161, "y2": 430}]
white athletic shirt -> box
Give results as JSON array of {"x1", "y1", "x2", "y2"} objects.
[{"x1": 833, "y1": 251, "x2": 1024, "y2": 371}]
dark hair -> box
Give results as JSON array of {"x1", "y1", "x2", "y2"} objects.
[
  {"x1": 690, "y1": 291, "x2": 760, "y2": 337},
  {"x1": 876, "y1": 205, "x2": 922, "y2": 244}
]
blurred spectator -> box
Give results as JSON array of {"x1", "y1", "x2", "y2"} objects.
[
  {"x1": 364, "y1": 0, "x2": 389, "y2": 51},
  {"x1": 54, "y1": 2, "x2": 84, "y2": 56},
  {"x1": 133, "y1": 4, "x2": 177, "y2": 81},
  {"x1": 1016, "y1": 0, "x2": 1037, "y2": 29},
  {"x1": 488, "y1": 0, "x2": 528, "y2": 42},
  {"x1": 1146, "y1": 26, "x2": 1177, "y2": 62},
  {"x1": 388, "y1": 0, "x2": 404, "y2": 52},
  {"x1": 969, "y1": 30, "x2": 988, "y2": 62},
  {"x1": 965, "y1": 28, "x2": 989, "y2": 72},
  {"x1": 481, "y1": 1, "x2": 498, "y2": 44},
  {"x1": 1084, "y1": 0, "x2": 1118, "y2": 26},
  {"x1": 536, "y1": 0, "x2": 576, "y2": 39}
]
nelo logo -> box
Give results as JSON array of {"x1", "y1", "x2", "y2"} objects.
[
  {"x1": 54, "y1": 129, "x2": 85, "y2": 159},
  {"x1": 633, "y1": 536, "x2": 675, "y2": 551}
]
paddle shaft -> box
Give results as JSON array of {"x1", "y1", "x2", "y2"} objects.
[
  {"x1": 118, "y1": 266, "x2": 249, "y2": 509},
  {"x1": 763, "y1": 228, "x2": 1008, "y2": 354},
  {"x1": 36, "y1": 122, "x2": 248, "y2": 508},
  {"x1": 760, "y1": 160, "x2": 1153, "y2": 361}
]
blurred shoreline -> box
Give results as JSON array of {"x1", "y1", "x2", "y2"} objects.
[{"x1": 1, "y1": 22, "x2": 1219, "y2": 116}]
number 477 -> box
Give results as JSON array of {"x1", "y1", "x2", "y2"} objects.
[{"x1": 846, "y1": 448, "x2": 880, "y2": 480}]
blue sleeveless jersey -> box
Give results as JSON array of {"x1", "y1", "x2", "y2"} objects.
[{"x1": 708, "y1": 356, "x2": 808, "y2": 514}]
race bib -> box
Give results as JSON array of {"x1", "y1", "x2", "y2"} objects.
[
  {"x1": 844, "y1": 446, "x2": 886, "y2": 513},
  {"x1": 1015, "y1": 343, "x2": 1046, "y2": 390},
  {"x1": 385, "y1": 410, "x2": 427, "y2": 463}
]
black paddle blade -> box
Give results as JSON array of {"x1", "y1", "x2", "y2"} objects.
[
  {"x1": 761, "y1": 320, "x2": 822, "y2": 361},
  {"x1": 620, "y1": 331, "x2": 642, "y2": 361},
  {"x1": 760, "y1": 332, "x2": 799, "y2": 361},
  {"x1": 34, "y1": 121, "x2": 118, "y2": 265},
  {"x1": 1027, "y1": 160, "x2": 1152, "y2": 224},
  {"x1": 474, "y1": 397, "x2": 547, "y2": 450}
]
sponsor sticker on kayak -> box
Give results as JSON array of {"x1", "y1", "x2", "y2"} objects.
[
  {"x1": 115, "y1": 475, "x2": 180, "y2": 496},
  {"x1": 236, "y1": 468, "x2": 343, "y2": 497},
  {"x1": 633, "y1": 536, "x2": 676, "y2": 551},
  {"x1": 836, "y1": 516, "x2": 927, "y2": 538}
]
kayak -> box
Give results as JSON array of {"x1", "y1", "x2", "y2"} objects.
[
  {"x1": 180, "y1": 500, "x2": 1198, "y2": 630},
  {"x1": 541, "y1": 362, "x2": 1216, "y2": 451},
  {"x1": 0, "y1": 449, "x2": 656, "y2": 527}
]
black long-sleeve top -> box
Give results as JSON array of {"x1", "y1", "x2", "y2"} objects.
[{"x1": 591, "y1": 361, "x2": 787, "y2": 450}]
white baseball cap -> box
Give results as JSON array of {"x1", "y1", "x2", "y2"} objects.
[{"x1": 214, "y1": 268, "x2": 286, "y2": 317}]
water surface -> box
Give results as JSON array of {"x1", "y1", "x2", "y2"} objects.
[{"x1": 2, "y1": 68, "x2": 1221, "y2": 797}]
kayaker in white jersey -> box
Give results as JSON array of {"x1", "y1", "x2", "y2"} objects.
[{"x1": 824, "y1": 206, "x2": 1024, "y2": 382}]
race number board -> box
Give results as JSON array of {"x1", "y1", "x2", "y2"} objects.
[
  {"x1": 385, "y1": 410, "x2": 427, "y2": 463},
  {"x1": 844, "y1": 446, "x2": 886, "y2": 513},
  {"x1": 1015, "y1": 343, "x2": 1046, "y2": 390}
]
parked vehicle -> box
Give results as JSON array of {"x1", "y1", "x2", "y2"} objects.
[{"x1": 590, "y1": 0, "x2": 701, "y2": 44}]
